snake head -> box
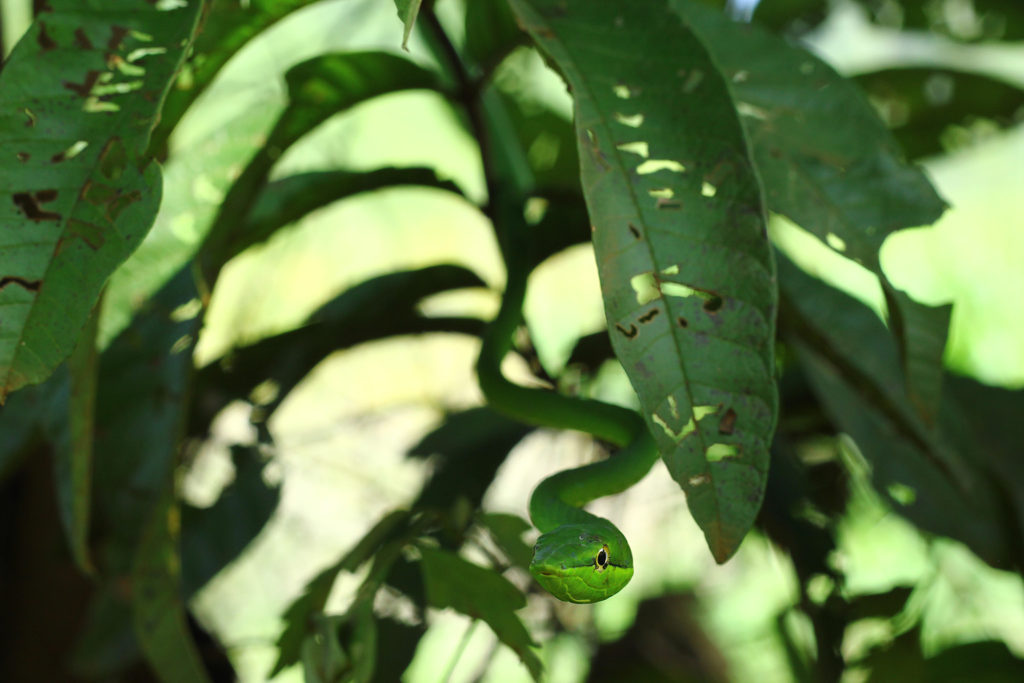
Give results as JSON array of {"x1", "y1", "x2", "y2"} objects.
[{"x1": 528, "y1": 520, "x2": 634, "y2": 603}]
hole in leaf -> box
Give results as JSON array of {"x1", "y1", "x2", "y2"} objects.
[
  {"x1": 706, "y1": 443, "x2": 739, "y2": 462},
  {"x1": 688, "y1": 474, "x2": 709, "y2": 487},
  {"x1": 637, "y1": 159, "x2": 686, "y2": 175},
  {"x1": 661, "y1": 265, "x2": 680, "y2": 275},
  {"x1": 638, "y1": 308, "x2": 659, "y2": 324},
  {"x1": 51, "y1": 140, "x2": 89, "y2": 163},
  {"x1": 718, "y1": 409, "x2": 737, "y2": 435},
  {"x1": 126, "y1": 46, "x2": 166, "y2": 62},
  {"x1": 736, "y1": 102, "x2": 768, "y2": 120},
  {"x1": 732, "y1": 70, "x2": 749, "y2": 83},
  {"x1": 628, "y1": 223, "x2": 641, "y2": 239},
  {"x1": 613, "y1": 84, "x2": 639, "y2": 99},
  {"x1": 703, "y1": 295, "x2": 723, "y2": 313},
  {"x1": 614, "y1": 112, "x2": 644, "y2": 128},
  {"x1": 653, "y1": 413, "x2": 695, "y2": 443},
  {"x1": 701, "y1": 181, "x2": 717, "y2": 197},
  {"x1": 616, "y1": 141, "x2": 649, "y2": 158},
  {"x1": 667, "y1": 395, "x2": 679, "y2": 419},
  {"x1": 826, "y1": 233, "x2": 847, "y2": 252},
  {"x1": 693, "y1": 405, "x2": 718, "y2": 421},
  {"x1": 630, "y1": 272, "x2": 660, "y2": 305},
  {"x1": 648, "y1": 188, "x2": 674, "y2": 199},
  {"x1": 155, "y1": 0, "x2": 188, "y2": 10},
  {"x1": 22, "y1": 108, "x2": 36, "y2": 127},
  {"x1": 886, "y1": 482, "x2": 916, "y2": 505},
  {"x1": 13, "y1": 190, "x2": 61, "y2": 221},
  {"x1": 677, "y1": 316, "x2": 688, "y2": 328},
  {"x1": 615, "y1": 323, "x2": 638, "y2": 339}
]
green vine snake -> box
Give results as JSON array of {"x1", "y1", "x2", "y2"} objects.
[{"x1": 476, "y1": 202, "x2": 660, "y2": 604}]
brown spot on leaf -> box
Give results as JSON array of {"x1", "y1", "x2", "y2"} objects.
[
  {"x1": 0, "y1": 276, "x2": 41, "y2": 293},
  {"x1": 74, "y1": 28, "x2": 93, "y2": 50},
  {"x1": 615, "y1": 323, "x2": 638, "y2": 339},
  {"x1": 703, "y1": 295, "x2": 723, "y2": 313},
  {"x1": 108, "y1": 26, "x2": 129, "y2": 52},
  {"x1": 718, "y1": 409, "x2": 737, "y2": 435},
  {"x1": 63, "y1": 70, "x2": 101, "y2": 97},
  {"x1": 628, "y1": 223, "x2": 641, "y2": 239},
  {"x1": 33, "y1": 0, "x2": 53, "y2": 12},
  {"x1": 13, "y1": 190, "x2": 61, "y2": 222},
  {"x1": 677, "y1": 316, "x2": 688, "y2": 328},
  {"x1": 16, "y1": 152, "x2": 30, "y2": 162},
  {"x1": 656, "y1": 198, "x2": 681, "y2": 209},
  {"x1": 638, "y1": 308, "x2": 659, "y2": 324},
  {"x1": 37, "y1": 22, "x2": 57, "y2": 51},
  {"x1": 23, "y1": 108, "x2": 36, "y2": 128}
]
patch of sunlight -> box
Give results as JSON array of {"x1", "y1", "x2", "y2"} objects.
[
  {"x1": 882, "y1": 125, "x2": 1024, "y2": 386},
  {"x1": 195, "y1": 188, "x2": 500, "y2": 365},
  {"x1": 769, "y1": 214, "x2": 886, "y2": 316},
  {"x1": 524, "y1": 243, "x2": 606, "y2": 375}
]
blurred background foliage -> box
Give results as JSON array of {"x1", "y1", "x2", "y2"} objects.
[{"x1": 1, "y1": 0, "x2": 1023, "y2": 681}]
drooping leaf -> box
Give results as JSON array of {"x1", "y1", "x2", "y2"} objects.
[
  {"x1": 779, "y1": 257, "x2": 1012, "y2": 568},
  {"x1": 180, "y1": 446, "x2": 281, "y2": 597},
  {"x1": 511, "y1": 0, "x2": 778, "y2": 562},
  {"x1": 199, "y1": 51, "x2": 440, "y2": 279},
  {"x1": 132, "y1": 490, "x2": 211, "y2": 683},
  {"x1": 853, "y1": 68, "x2": 1024, "y2": 160},
  {"x1": 227, "y1": 167, "x2": 463, "y2": 263},
  {"x1": 190, "y1": 265, "x2": 484, "y2": 435},
  {"x1": 0, "y1": 0, "x2": 202, "y2": 400},
  {"x1": 882, "y1": 286, "x2": 952, "y2": 424},
  {"x1": 152, "y1": 0, "x2": 322, "y2": 153},
  {"x1": 58, "y1": 300, "x2": 100, "y2": 575},
  {"x1": 418, "y1": 546, "x2": 541, "y2": 681},
  {"x1": 675, "y1": 0, "x2": 951, "y2": 414},
  {"x1": 393, "y1": 0, "x2": 424, "y2": 50}
]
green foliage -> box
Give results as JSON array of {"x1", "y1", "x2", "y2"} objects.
[{"x1": 2, "y1": 0, "x2": 1024, "y2": 680}]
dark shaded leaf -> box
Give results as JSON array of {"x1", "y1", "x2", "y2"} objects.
[
  {"x1": 200, "y1": 52, "x2": 439, "y2": 278},
  {"x1": 478, "y1": 512, "x2": 534, "y2": 570},
  {"x1": 231, "y1": 167, "x2": 463, "y2": 263},
  {"x1": 132, "y1": 490, "x2": 211, "y2": 683},
  {"x1": 845, "y1": 586, "x2": 914, "y2": 622},
  {"x1": 465, "y1": 0, "x2": 528, "y2": 72},
  {"x1": 410, "y1": 408, "x2": 532, "y2": 512},
  {"x1": 58, "y1": 300, "x2": 99, "y2": 575},
  {"x1": 271, "y1": 510, "x2": 413, "y2": 676},
  {"x1": 0, "y1": 0, "x2": 202, "y2": 399},
  {"x1": 779, "y1": 257, "x2": 1012, "y2": 568},
  {"x1": 512, "y1": 0, "x2": 777, "y2": 562},
  {"x1": 883, "y1": 286, "x2": 952, "y2": 425},
  {"x1": 191, "y1": 265, "x2": 485, "y2": 435},
  {"x1": 180, "y1": 446, "x2": 281, "y2": 597},
  {"x1": 419, "y1": 546, "x2": 541, "y2": 680},
  {"x1": 152, "y1": 0, "x2": 321, "y2": 153},
  {"x1": 854, "y1": 68, "x2": 1024, "y2": 160}
]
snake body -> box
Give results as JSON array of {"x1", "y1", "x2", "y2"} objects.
[{"x1": 477, "y1": 211, "x2": 659, "y2": 603}]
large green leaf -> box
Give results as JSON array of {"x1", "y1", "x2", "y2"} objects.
[
  {"x1": 511, "y1": 0, "x2": 777, "y2": 562},
  {"x1": 419, "y1": 546, "x2": 541, "y2": 681},
  {"x1": 0, "y1": 0, "x2": 201, "y2": 400},
  {"x1": 199, "y1": 51, "x2": 439, "y2": 279},
  {"x1": 676, "y1": 0, "x2": 952, "y2": 422},
  {"x1": 152, "y1": 0, "x2": 321, "y2": 153}
]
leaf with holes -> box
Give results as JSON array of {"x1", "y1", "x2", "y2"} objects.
[
  {"x1": 0, "y1": 0, "x2": 201, "y2": 401},
  {"x1": 674, "y1": 0, "x2": 950, "y2": 420},
  {"x1": 510, "y1": 0, "x2": 777, "y2": 562}
]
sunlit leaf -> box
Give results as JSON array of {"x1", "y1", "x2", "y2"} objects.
[
  {"x1": 0, "y1": 0, "x2": 202, "y2": 400},
  {"x1": 200, "y1": 51, "x2": 439, "y2": 278},
  {"x1": 512, "y1": 0, "x2": 777, "y2": 562},
  {"x1": 419, "y1": 546, "x2": 541, "y2": 680}
]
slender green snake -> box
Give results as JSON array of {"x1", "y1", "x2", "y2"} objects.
[{"x1": 476, "y1": 202, "x2": 659, "y2": 604}]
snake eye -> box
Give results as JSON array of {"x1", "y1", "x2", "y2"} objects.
[{"x1": 595, "y1": 547, "x2": 608, "y2": 569}]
